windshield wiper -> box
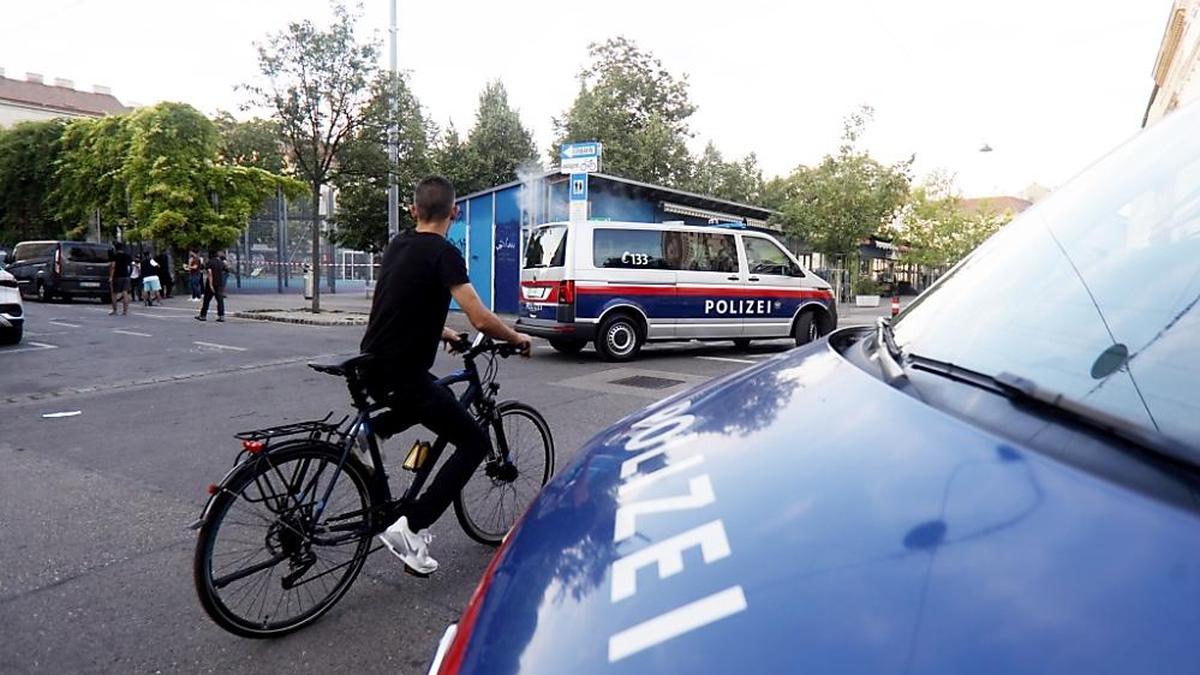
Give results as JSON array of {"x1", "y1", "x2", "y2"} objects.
[
  {"x1": 874, "y1": 317, "x2": 908, "y2": 385},
  {"x1": 906, "y1": 353, "x2": 1198, "y2": 470}
]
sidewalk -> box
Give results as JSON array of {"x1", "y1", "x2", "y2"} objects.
[{"x1": 228, "y1": 286, "x2": 901, "y2": 327}]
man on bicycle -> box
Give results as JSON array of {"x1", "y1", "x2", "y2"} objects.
[{"x1": 361, "y1": 175, "x2": 532, "y2": 575}]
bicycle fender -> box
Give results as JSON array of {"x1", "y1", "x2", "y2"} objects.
[{"x1": 187, "y1": 460, "x2": 248, "y2": 531}]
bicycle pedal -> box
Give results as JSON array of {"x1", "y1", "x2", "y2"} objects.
[{"x1": 403, "y1": 564, "x2": 433, "y2": 579}]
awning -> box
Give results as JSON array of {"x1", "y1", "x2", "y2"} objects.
[{"x1": 661, "y1": 201, "x2": 774, "y2": 229}]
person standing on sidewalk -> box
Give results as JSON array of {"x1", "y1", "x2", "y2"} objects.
[
  {"x1": 188, "y1": 251, "x2": 203, "y2": 302},
  {"x1": 130, "y1": 254, "x2": 142, "y2": 302},
  {"x1": 196, "y1": 249, "x2": 227, "y2": 322},
  {"x1": 155, "y1": 251, "x2": 173, "y2": 299},
  {"x1": 108, "y1": 242, "x2": 132, "y2": 316}
]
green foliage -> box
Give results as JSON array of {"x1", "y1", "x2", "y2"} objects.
[
  {"x1": 53, "y1": 115, "x2": 135, "y2": 237},
  {"x1": 901, "y1": 173, "x2": 1012, "y2": 268},
  {"x1": 772, "y1": 106, "x2": 911, "y2": 260},
  {"x1": 552, "y1": 37, "x2": 695, "y2": 187},
  {"x1": 330, "y1": 73, "x2": 434, "y2": 253},
  {"x1": 459, "y1": 80, "x2": 538, "y2": 194},
  {"x1": 0, "y1": 119, "x2": 69, "y2": 245},
  {"x1": 688, "y1": 142, "x2": 765, "y2": 204},
  {"x1": 214, "y1": 112, "x2": 286, "y2": 173}
]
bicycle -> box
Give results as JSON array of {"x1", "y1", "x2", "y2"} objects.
[{"x1": 190, "y1": 333, "x2": 554, "y2": 638}]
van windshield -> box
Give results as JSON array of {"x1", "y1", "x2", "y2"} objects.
[{"x1": 525, "y1": 225, "x2": 567, "y2": 269}]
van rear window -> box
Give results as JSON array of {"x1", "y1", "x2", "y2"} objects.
[
  {"x1": 67, "y1": 245, "x2": 113, "y2": 263},
  {"x1": 524, "y1": 226, "x2": 567, "y2": 269}
]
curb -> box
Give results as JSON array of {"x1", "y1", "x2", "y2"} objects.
[{"x1": 234, "y1": 310, "x2": 368, "y2": 326}]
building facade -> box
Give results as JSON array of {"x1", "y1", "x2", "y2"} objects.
[
  {"x1": 1144, "y1": 0, "x2": 1200, "y2": 126},
  {"x1": 0, "y1": 69, "x2": 127, "y2": 128}
]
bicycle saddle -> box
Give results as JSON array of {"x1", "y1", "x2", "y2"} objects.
[{"x1": 307, "y1": 353, "x2": 375, "y2": 377}]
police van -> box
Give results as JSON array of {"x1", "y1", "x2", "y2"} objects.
[{"x1": 517, "y1": 220, "x2": 837, "y2": 361}]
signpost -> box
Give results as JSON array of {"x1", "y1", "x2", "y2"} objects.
[
  {"x1": 560, "y1": 141, "x2": 602, "y2": 174},
  {"x1": 561, "y1": 142, "x2": 600, "y2": 223}
]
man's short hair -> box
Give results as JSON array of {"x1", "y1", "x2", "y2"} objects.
[{"x1": 413, "y1": 176, "x2": 456, "y2": 222}]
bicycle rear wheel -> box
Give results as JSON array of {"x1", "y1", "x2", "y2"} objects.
[
  {"x1": 193, "y1": 443, "x2": 375, "y2": 638},
  {"x1": 454, "y1": 401, "x2": 555, "y2": 545}
]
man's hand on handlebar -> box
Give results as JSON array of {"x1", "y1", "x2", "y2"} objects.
[
  {"x1": 441, "y1": 327, "x2": 468, "y2": 353},
  {"x1": 510, "y1": 333, "x2": 533, "y2": 358}
]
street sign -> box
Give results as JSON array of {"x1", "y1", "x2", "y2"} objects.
[
  {"x1": 560, "y1": 141, "x2": 602, "y2": 174},
  {"x1": 569, "y1": 172, "x2": 588, "y2": 222}
]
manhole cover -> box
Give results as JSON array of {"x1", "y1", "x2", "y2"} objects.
[{"x1": 611, "y1": 375, "x2": 684, "y2": 390}]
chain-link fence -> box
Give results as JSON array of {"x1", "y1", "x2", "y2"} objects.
[{"x1": 222, "y1": 191, "x2": 379, "y2": 294}]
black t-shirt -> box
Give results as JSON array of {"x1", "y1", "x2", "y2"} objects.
[
  {"x1": 206, "y1": 256, "x2": 226, "y2": 291},
  {"x1": 111, "y1": 251, "x2": 132, "y2": 279},
  {"x1": 360, "y1": 231, "x2": 470, "y2": 377}
]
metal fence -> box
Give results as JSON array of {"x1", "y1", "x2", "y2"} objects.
[{"x1": 222, "y1": 191, "x2": 379, "y2": 294}]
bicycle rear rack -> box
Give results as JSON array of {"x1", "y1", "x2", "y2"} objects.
[{"x1": 231, "y1": 412, "x2": 350, "y2": 463}]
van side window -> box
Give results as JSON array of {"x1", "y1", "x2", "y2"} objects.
[
  {"x1": 593, "y1": 229, "x2": 672, "y2": 269},
  {"x1": 679, "y1": 232, "x2": 738, "y2": 273},
  {"x1": 744, "y1": 237, "x2": 803, "y2": 277}
]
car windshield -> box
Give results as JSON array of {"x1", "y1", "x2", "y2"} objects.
[
  {"x1": 524, "y1": 225, "x2": 567, "y2": 268},
  {"x1": 893, "y1": 103, "x2": 1200, "y2": 449}
]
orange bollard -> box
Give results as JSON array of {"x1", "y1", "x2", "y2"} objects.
[{"x1": 891, "y1": 295, "x2": 900, "y2": 316}]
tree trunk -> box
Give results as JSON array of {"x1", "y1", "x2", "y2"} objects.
[{"x1": 311, "y1": 185, "x2": 321, "y2": 313}]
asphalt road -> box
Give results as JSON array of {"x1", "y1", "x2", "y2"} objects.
[{"x1": 0, "y1": 295, "x2": 804, "y2": 674}]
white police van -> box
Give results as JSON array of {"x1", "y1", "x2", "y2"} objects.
[{"x1": 517, "y1": 220, "x2": 837, "y2": 361}]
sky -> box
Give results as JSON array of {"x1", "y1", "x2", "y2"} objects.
[{"x1": 0, "y1": 0, "x2": 1172, "y2": 197}]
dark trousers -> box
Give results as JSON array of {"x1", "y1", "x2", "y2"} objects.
[
  {"x1": 368, "y1": 372, "x2": 492, "y2": 531},
  {"x1": 199, "y1": 287, "x2": 225, "y2": 318}
]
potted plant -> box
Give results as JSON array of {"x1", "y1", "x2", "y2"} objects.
[{"x1": 854, "y1": 278, "x2": 883, "y2": 307}]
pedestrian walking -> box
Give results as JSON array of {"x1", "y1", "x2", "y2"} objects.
[
  {"x1": 188, "y1": 251, "x2": 203, "y2": 301},
  {"x1": 156, "y1": 251, "x2": 173, "y2": 298},
  {"x1": 108, "y1": 242, "x2": 133, "y2": 316},
  {"x1": 141, "y1": 252, "x2": 162, "y2": 306},
  {"x1": 196, "y1": 249, "x2": 227, "y2": 322},
  {"x1": 130, "y1": 256, "x2": 142, "y2": 302}
]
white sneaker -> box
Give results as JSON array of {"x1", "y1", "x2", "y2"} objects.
[{"x1": 378, "y1": 516, "x2": 438, "y2": 575}]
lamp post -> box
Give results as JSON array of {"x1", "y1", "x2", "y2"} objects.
[{"x1": 387, "y1": 0, "x2": 399, "y2": 242}]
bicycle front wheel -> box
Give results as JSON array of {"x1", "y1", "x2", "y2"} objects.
[
  {"x1": 454, "y1": 401, "x2": 555, "y2": 545},
  {"x1": 193, "y1": 442, "x2": 375, "y2": 638}
]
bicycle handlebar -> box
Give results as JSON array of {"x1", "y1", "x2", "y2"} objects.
[{"x1": 449, "y1": 333, "x2": 526, "y2": 359}]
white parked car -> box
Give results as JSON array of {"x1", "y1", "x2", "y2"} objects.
[{"x1": 0, "y1": 267, "x2": 25, "y2": 344}]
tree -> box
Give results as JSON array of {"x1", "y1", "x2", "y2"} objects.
[
  {"x1": 431, "y1": 124, "x2": 474, "y2": 195},
  {"x1": 688, "y1": 141, "x2": 765, "y2": 204},
  {"x1": 552, "y1": 37, "x2": 696, "y2": 187},
  {"x1": 0, "y1": 119, "x2": 69, "y2": 245},
  {"x1": 460, "y1": 80, "x2": 538, "y2": 194},
  {"x1": 123, "y1": 102, "x2": 303, "y2": 251},
  {"x1": 246, "y1": 1, "x2": 379, "y2": 311},
  {"x1": 52, "y1": 115, "x2": 135, "y2": 239},
  {"x1": 331, "y1": 73, "x2": 434, "y2": 253},
  {"x1": 214, "y1": 112, "x2": 286, "y2": 173},
  {"x1": 772, "y1": 106, "x2": 911, "y2": 284},
  {"x1": 901, "y1": 172, "x2": 1012, "y2": 269}
]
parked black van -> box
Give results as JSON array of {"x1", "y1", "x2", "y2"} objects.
[{"x1": 8, "y1": 240, "x2": 115, "y2": 302}]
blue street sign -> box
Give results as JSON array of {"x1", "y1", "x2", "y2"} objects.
[
  {"x1": 560, "y1": 142, "x2": 601, "y2": 160},
  {"x1": 569, "y1": 173, "x2": 588, "y2": 202}
]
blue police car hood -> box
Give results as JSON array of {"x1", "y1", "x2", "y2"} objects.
[{"x1": 457, "y1": 338, "x2": 1200, "y2": 675}]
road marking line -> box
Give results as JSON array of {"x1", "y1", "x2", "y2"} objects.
[
  {"x1": 0, "y1": 341, "x2": 58, "y2": 354},
  {"x1": 48, "y1": 321, "x2": 81, "y2": 328},
  {"x1": 194, "y1": 340, "x2": 247, "y2": 352},
  {"x1": 745, "y1": 353, "x2": 774, "y2": 359},
  {"x1": 695, "y1": 356, "x2": 756, "y2": 365},
  {"x1": 113, "y1": 329, "x2": 152, "y2": 337},
  {"x1": 42, "y1": 410, "x2": 82, "y2": 418}
]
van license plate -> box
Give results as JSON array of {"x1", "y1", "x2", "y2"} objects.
[
  {"x1": 525, "y1": 287, "x2": 550, "y2": 301},
  {"x1": 81, "y1": 282, "x2": 100, "y2": 288}
]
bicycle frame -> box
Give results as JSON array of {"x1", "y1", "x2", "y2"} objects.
[{"x1": 312, "y1": 348, "x2": 503, "y2": 535}]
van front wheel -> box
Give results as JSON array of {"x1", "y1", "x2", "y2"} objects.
[{"x1": 595, "y1": 314, "x2": 642, "y2": 362}]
